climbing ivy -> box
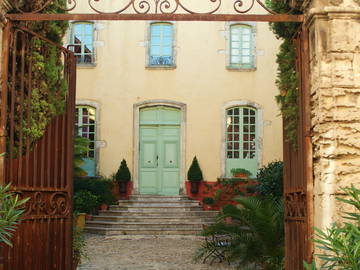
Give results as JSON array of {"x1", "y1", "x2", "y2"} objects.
[
  {"x1": 266, "y1": 0, "x2": 302, "y2": 148},
  {"x1": 10, "y1": 1, "x2": 69, "y2": 149}
]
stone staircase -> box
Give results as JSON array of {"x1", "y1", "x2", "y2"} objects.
[{"x1": 85, "y1": 195, "x2": 218, "y2": 235}]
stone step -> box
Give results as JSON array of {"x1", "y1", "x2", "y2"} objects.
[
  {"x1": 128, "y1": 195, "x2": 190, "y2": 202},
  {"x1": 85, "y1": 226, "x2": 203, "y2": 236},
  {"x1": 116, "y1": 201, "x2": 200, "y2": 207},
  {"x1": 109, "y1": 205, "x2": 203, "y2": 212},
  {"x1": 98, "y1": 210, "x2": 218, "y2": 217},
  {"x1": 86, "y1": 220, "x2": 211, "y2": 229},
  {"x1": 86, "y1": 195, "x2": 218, "y2": 236},
  {"x1": 91, "y1": 215, "x2": 216, "y2": 223}
]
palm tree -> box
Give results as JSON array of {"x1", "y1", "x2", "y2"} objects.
[
  {"x1": 0, "y1": 183, "x2": 29, "y2": 247},
  {"x1": 197, "y1": 196, "x2": 284, "y2": 270}
]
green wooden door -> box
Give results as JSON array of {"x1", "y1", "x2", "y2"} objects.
[{"x1": 139, "y1": 107, "x2": 181, "y2": 195}]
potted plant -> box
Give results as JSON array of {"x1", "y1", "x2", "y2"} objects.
[
  {"x1": 202, "y1": 197, "x2": 215, "y2": 210},
  {"x1": 230, "y1": 168, "x2": 252, "y2": 178},
  {"x1": 187, "y1": 156, "x2": 203, "y2": 194},
  {"x1": 115, "y1": 159, "x2": 131, "y2": 195}
]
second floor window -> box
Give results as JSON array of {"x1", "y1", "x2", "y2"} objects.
[
  {"x1": 149, "y1": 23, "x2": 173, "y2": 66},
  {"x1": 70, "y1": 22, "x2": 94, "y2": 64},
  {"x1": 229, "y1": 24, "x2": 254, "y2": 69}
]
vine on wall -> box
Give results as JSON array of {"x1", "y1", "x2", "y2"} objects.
[
  {"x1": 10, "y1": 0, "x2": 69, "y2": 150},
  {"x1": 266, "y1": 0, "x2": 301, "y2": 148}
]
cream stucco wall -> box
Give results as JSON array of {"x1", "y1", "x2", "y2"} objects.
[{"x1": 71, "y1": 3, "x2": 283, "y2": 186}]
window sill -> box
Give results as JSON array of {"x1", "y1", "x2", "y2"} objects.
[
  {"x1": 146, "y1": 65, "x2": 176, "y2": 70},
  {"x1": 77, "y1": 63, "x2": 97, "y2": 69},
  {"x1": 226, "y1": 66, "x2": 256, "y2": 72}
]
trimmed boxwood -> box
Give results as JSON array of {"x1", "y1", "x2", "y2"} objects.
[
  {"x1": 74, "y1": 177, "x2": 116, "y2": 205},
  {"x1": 187, "y1": 156, "x2": 203, "y2": 182},
  {"x1": 255, "y1": 161, "x2": 284, "y2": 198}
]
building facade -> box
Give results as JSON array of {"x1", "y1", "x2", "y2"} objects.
[{"x1": 69, "y1": 3, "x2": 283, "y2": 195}]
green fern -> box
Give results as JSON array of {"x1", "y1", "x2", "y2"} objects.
[{"x1": 197, "y1": 196, "x2": 284, "y2": 269}]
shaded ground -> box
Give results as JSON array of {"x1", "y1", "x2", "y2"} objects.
[{"x1": 78, "y1": 234, "x2": 234, "y2": 270}]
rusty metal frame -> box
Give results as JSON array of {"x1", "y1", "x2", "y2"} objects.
[
  {"x1": 0, "y1": 21, "x2": 76, "y2": 270},
  {"x1": 7, "y1": 13, "x2": 303, "y2": 22}
]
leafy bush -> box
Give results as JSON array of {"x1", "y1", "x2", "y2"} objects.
[
  {"x1": 0, "y1": 184, "x2": 29, "y2": 247},
  {"x1": 73, "y1": 190, "x2": 99, "y2": 214},
  {"x1": 304, "y1": 185, "x2": 360, "y2": 270},
  {"x1": 74, "y1": 177, "x2": 115, "y2": 205},
  {"x1": 115, "y1": 159, "x2": 131, "y2": 182},
  {"x1": 73, "y1": 225, "x2": 87, "y2": 264},
  {"x1": 187, "y1": 156, "x2": 203, "y2": 182},
  {"x1": 202, "y1": 197, "x2": 215, "y2": 205},
  {"x1": 196, "y1": 196, "x2": 284, "y2": 269},
  {"x1": 255, "y1": 161, "x2": 283, "y2": 198},
  {"x1": 266, "y1": 0, "x2": 302, "y2": 148}
]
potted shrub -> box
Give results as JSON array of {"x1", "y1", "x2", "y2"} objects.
[
  {"x1": 73, "y1": 190, "x2": 99, "y2": 217},
  {"x1": 202, "y1": 197, "x2": 215, "y2": 210},
  {"x1": 230, "y1": 168, "x2": 252, "y2": 178},
  {"x1": 187, "y1": 156, "x2": 203, "y2": 194},
  {"x1": 115, "y1": 159, "x2": 131, "y2": 195}
]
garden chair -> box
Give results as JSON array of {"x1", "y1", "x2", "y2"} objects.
[{"x1": 202, "y1": 225, "x2": 231, "y2": 266}]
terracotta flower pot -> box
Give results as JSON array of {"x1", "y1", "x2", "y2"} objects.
[
  {"x1": 190, "y1": 181, "x2": 200, "y2": 194},
  {"x1": 76, "y1": 213, "x2": 86, "y2": 229},
  {"x1": 119, "y1": 181, "x2": 128, "y2": 194},
  {"x1": 100, "y1": 203, "x2": 108, "y2": 211},
  {"x1": 233, "y1": 173, "x2": 248, "y2": 178}
]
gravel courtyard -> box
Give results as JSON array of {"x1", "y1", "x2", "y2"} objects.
[{"x1": 78, "y1": 234, "x2": 234, "y2": 270}]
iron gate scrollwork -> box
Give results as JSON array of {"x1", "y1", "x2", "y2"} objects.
[
  {"x1": 0, "y1": 22, "x2": 76, "y2": 270},
  {"x1": 12, "y1": 0, "x2": 277, "y2": 15}
]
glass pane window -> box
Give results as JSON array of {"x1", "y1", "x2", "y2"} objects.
[
  {"x1": 75, "y1": 106, "x2": 96, "y2": 159},
  {"x1": 226, "y1": 107, "x2": 257, "y2": 160},
  {"x1": 70, "y1": 22, "x2": 94, "y2": 64},
  {"x1": 230, "y1": 24, "x2": 254, "y2": 68},
  {"x1": 149, "y1": 23, "x2": 174, "y2": 66}
]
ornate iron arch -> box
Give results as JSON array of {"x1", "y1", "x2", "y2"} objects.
[
  {"x1": 8, "y1": 0, "x2": 303, "y2": 22},
  {"x1": 14, "y1": 0, "x2": 278, "y2": 14}
]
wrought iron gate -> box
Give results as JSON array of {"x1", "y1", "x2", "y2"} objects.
[
  {"x1": 0, "y1": 22, "x2": 76, "y2": 270},
  {"x1": 283, "y1": 25, "x2": 313, "y2": 270}
]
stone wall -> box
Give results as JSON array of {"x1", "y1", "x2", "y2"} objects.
[{"x1": 304, "y1": 0, "x2": 360, "y2": 245}]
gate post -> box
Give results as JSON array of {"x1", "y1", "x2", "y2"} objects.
[{"x1": 302, "y1": 0, "x2": 360, "y2": 263}]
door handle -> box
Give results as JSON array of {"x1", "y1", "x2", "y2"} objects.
[{"x1": 156, "y1": 155, "x2": 159, "y2": 167}]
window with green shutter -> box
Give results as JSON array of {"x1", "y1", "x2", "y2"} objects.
[
  {"x1": 70, "y1": 22, "x2": 94, "y2": 64},
  {"x1": 226, "y1": 106, "x2": 258, "y2": 177},
  {"x1": 75, "y1": 106, "x2": 97, "y2": 176},
  {"x1": 149, "y1": 22, "x2": 174, "y2": 66},
  {"x1": 229, "y1": 24, "x2": 254, "y2": 69}
]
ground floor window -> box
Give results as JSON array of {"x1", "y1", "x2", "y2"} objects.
[
  {"x1": 226, "y1": 106, "x2": 258, "y2": 177},
  {"x1": 75, "y1": 105, "x2": 97, "y2": 176}
]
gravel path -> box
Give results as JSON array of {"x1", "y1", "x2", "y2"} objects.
[{"x1": 78, "y1": 234, "x2": 235, "y2": 270}]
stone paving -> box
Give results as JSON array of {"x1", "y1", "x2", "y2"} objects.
[{"x1": 78, "y1": 234, "x2": 235, "y2": 270}]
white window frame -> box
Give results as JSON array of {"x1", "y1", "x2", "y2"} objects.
[
  {"x1": 221, "y1": 100, "x2": 263, "y2": 177},
  {"x1": 145, "y1": 21, "x2": 177, "y2": 69},
  {"x1": 225, "y1": 22, "x2": 257, "y2": 71},
  {"x1": 76, "y1": 100, "x2": 101, "y2": 176},
  {"x1": 68, "y1": 21, "x2": 97, "y2": 67}
]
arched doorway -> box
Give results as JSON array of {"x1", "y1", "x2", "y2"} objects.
[{"x1": 138, "y1": 106, "x2": 181, "y2": 195}]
